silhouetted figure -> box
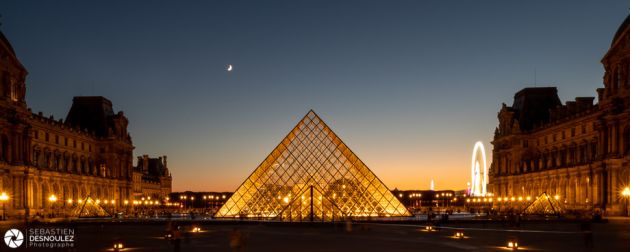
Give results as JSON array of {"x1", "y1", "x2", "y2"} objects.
[
  {"x1": 229, "y1": 228, "x2": 244, "y2": 252},
  {"x1": 345, "y1": 218, "x2": 353, "y2": 233},
  {"x1": 172, "y1": 226, "x2": 182, "y2": 252}
]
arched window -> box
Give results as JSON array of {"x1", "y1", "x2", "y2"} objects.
[
  {"x1": 44, "y1": 151, "x2": 51, "y2": 169},
  {"x1": 55, "y1": 154, "x2": 61, "y2": 170},
  {"x1": 32, "y1": 147, "x2": 39, "y2": 167},
  {"x1": 79, "y1": 157, "x2": 84, "y2": 174},
  {"x1": 1, "y1": 135, "x2": 9, "y2": 162}
]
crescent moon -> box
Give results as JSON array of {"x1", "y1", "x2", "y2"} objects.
[{"x1": 227, "y1": 64, "x2": 233, "y2": 72}]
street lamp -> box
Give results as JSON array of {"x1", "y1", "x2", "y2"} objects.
[
  {"x1": 622, "y1": 187, "x2": 630, "y2": 217},
  {"x1": 48, "y1": 194, "x2": 58, "y2": 217},
  {"x1": 0, "y1": 192, "x2": 9, "y2": 220}
]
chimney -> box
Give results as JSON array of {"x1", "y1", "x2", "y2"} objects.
[
  {"x1": 597, "y1": 88, "x2": 605, "y2": 103},
  {"x1": 566, "y1": 101, "x2": 577, "y2": 115},
  {"x1": 143, "y1": 155, "x2": 149, "y2": 171}
]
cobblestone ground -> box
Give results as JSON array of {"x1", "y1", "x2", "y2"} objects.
[{"x1": 1, "y1": 218, "x2": 629, "y2": 251}]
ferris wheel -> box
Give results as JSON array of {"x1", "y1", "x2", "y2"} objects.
[{"x1": 470, "y1": 141, "x2": 487, "y2": 196}]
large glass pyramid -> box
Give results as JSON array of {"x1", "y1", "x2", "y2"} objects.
[{"x1": 215, "y1": 110, "x2": 411, "y2": 221}]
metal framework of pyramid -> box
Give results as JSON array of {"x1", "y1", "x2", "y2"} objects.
[
  {"x1": 522, "y1": 192, "x2": 564, "y2": 215},
  {"x1": 71, "y1": 195, "x2": 110, "y2": 218},
  {"x1": 215, "y1": 111, "x2": 411, "y2": 221}
]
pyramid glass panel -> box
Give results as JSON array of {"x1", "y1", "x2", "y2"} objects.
[
  {"x1": 215, "y1": 110, "x2": 411, "y2": 221},
  {"x1": 522, "y1": 192, "x2": 565, "y2": 215}
]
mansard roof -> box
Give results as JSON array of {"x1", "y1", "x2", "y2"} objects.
[
  {"x1": 511, "y1": 87, "x2": 561, "y2": 131},
  {"x1": 0, "y1": 31, "x2": 17, "y2": 57},
  {"x1": 0, "y1": 30, "x2": 26, "y2": 72},
  {"x1": 612, "y1": 14, "x2": 630, "y2": 46},
  {"x1": 65, "y1": 96, "x2": 116, "y2": 137}
]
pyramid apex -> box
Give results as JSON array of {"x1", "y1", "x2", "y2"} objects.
[{"x1": 303, "y1": 109, "x2": 319, "y2": 119}]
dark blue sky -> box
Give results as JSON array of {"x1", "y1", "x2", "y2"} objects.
[{"x1": 1, "y1": 1, "x2": 628, "y2": 191}]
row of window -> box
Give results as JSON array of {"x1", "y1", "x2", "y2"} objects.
[
  {"x1": 34, "y1": 130, "x2": 93, "y2": 152},
  {"x1": 519, "y1": 142, "x2": 599, "y2": 174},
  {"x1": 31, "y1": 149, "x2": 106, "y2": 177},
  {"x1": 527, "y1": 123, "x2": 593, "y2": 148}
]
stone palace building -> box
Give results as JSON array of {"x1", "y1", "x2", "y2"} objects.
[
  {"x1": 489, "y1": 15, "x2": 630, "y2": 215},
  {"x1": 0, "y1": 30, "x2": 171, "y2": 217}
]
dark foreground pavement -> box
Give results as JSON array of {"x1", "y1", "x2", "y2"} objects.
[{"x1": 1, "y1": 219, "x2": 629, "y2": 251}]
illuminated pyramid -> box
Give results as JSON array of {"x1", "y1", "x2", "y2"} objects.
[
  {"x1": 522, "y1": 192, "x2": 564, "y2": 215},
  {"x1": 215, "y1": 110, "x2": 411, "y2": 221},
  {"x1": 71, "y1": 196, "x2": 110, "y2": 217}
]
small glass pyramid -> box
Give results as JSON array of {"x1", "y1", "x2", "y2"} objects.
[
  {"x1": 215, "y1": 110, "x2": 411, "y2": 221},
  {"x1": 522, "y1": 192, "x2": 564, "y2": 215},
  {"x1": 71, "y1": 195, "x2": 110, "y2": 217}
]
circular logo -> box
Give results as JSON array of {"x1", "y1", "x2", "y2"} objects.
[{"x1": 4, "y1": 229, "x2": 24, "y2": 248}]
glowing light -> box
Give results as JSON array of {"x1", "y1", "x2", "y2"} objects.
[
  {"x1": 430, "y1": 179, "x2": 435, "y2": 191},
  {"x1": 113, "y1": 242, "x2": 124, "y2": 251},
  {"x1": 507, "y1": 237, "x2": 519, "y2": 250},
  {"x1": 470, "y1": 141, "x2": 487, "y2": 196},
  {"x1": 454, "y1": 231, "x2": 464, "y2": 238}
]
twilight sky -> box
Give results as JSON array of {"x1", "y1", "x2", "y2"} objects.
[{"x1": 1, "y1": 1, "x2": 628, "y2": 192}]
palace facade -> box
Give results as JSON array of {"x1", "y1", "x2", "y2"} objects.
[
  {"x1": 489, "y1": 15, "x2": 630, "y2": 215},
  {"x1": 0, "y1": 31, "x2": 171, "y2": 217},
  {"x1": 133, "y1": 155, "x2": 172, "y2": 200}
]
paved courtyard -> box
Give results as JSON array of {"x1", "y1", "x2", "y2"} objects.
[{"x1": 2, "y1": 219, "x2": 630, "y2": 251}]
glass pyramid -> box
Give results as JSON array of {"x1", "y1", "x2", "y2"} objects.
[
  {"x1": 71, "y1": 195, "x2": 110, "y2": 217},
  {"x1": 215, "y1": 110, "x2": 411, "y2": 221},
  {"x1": 522, "y1": 192, "x2": 564, "y2": 216}
]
